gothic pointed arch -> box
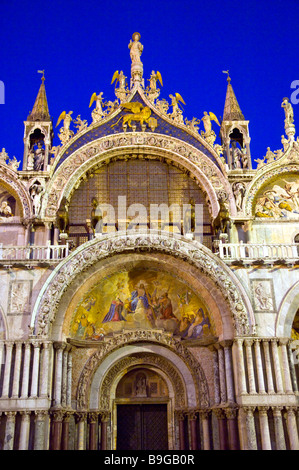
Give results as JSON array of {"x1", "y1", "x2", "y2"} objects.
[{"x1": 0, "y1": 164, "x2": 32, "y2": 219}]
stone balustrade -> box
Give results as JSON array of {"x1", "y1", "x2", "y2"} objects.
[
  {"x1": 216, "y1": 241, "x2": 299, "y2": 263},
  {"x1": 0, "y1": 242, "x2": 69, "y2": 263}
]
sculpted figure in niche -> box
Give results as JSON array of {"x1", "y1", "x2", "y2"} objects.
[
  {"x1": 33, "y1": 142, "x2": 45, "y2": 171},
  {"x1": 232, "y1": 182, "x2": 246, "y2": 212}
]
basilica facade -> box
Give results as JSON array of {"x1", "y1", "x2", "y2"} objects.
[{"x1": 0, "y1": 33, "x2": 299, "y2": 451}]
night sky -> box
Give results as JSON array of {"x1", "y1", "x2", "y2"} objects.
[{"x1": 0, "y1": 0, "x2": 298, "y2": 169}]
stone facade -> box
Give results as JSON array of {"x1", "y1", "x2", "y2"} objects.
[{"x1": 0, "y1": 33, "x2": 298, "y2": 450}]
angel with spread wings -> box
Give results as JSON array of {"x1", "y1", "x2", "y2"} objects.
[
  {"x1": 169, "y1": 93, "x2": 185, "y2": 114},
  {"x1": 201, "y1": 111, "x2": 220, "y2": 134},
  {"x1": 89, "y1": 92, "x2": 105, "y2": 121},
  {"x1": 148, "y1": 71, "x2": 163, "y2": 91},
  {"x1": 56, "y1": 110, "x2": 73, "y2": 131},
  {"x1": 111, "y1": 70, "x2": 127, "y2": 90}
]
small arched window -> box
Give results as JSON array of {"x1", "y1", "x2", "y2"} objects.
[{"x1": 294, "y1": 234, "x2": 299, "y2": 256}]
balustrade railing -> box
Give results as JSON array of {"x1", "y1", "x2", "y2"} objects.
[
  {"x1": 216, "y1": 241, "x2": 299, "y2": 261},
  {"x1": 0, "y1": 242, "x2": 69, "y2": 262}
]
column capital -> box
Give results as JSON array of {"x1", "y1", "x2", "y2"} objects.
[
  {"x1": 243, "y1": 406, "x2": 256, "y2": 416},
  {"x1": 219, "y1": 340, "x2": 233, "y2": 348},
  {"x1": 224, "y1": 407, "x2": 238, "y2": 419},
  {"x1": 4, "y1": 411, "x2": 17, "y2": 420},
  {"x1": 53, "y1": 341, "x2": 67, "y2": 351},
  {"x1": 34, "y1": 410, "x2": 49, "y2": 420},
  {"x1": 88, "y1": 412, "x2": 99, "y2": 424},
  {"x1": 185, "y1": 409, "x2": 198, "y2": 420},
  {"x1": 258, "y1": 406, "x2": 269, "y2": 415},
  {"x1": 74, "y1": 412, "x2": 87, "y2": 424},
  {"x1": 244, "y1": 339, "x2": 254, "y2": 347},
  {"x1": 198, "y1": 409, "x2": 211, "y2": 419},
  {"x1": 213, "y1": 407, "x2": 226, "y2": 419},
  {"x1": 99, "y1": 411, "x2": 110, "y2": 422},
  {"x1": 51, "y1": 410, "x2": 65, "y2": 421}
]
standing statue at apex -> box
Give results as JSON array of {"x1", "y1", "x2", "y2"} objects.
[{"x1": 128, "y1": 32, "x2": 143, "y2": 64}]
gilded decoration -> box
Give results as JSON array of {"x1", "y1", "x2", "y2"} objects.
[
  {"x1": 254, "y1": 173, "x2": 299, "y2": 219},
  {"x1": 69, "y1": 268, "x2": 214, "y2": 341}
]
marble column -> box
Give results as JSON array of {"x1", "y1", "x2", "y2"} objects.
[
  {"x1": 225, "y1": 407, "x2": 239, "y2": 450},
  {"x1": 34, "y1": 411, "x2": 49, "y2": 450},
  {"x1": 258, "y1": 407, "x2": 272, "y2": 450},
  {"x1": 66, "y1": 347, "x2": 73, "y2": 408},
  {"x1": 88, "y1": 412, "x2": 99, "y2": 450},
  {"x1": 235, "y1": 339, "x2": 247, "y2": 395},
  {"x1": 216, "y1": 345, "x2": 227, "y2": 404},
  {"x1": 75, "y1": 412, "x2": 87, "y2": 450},
  {"x1": 19, "y1": 411, "x2": 31, "y2": 450},
  {"x1": 285, "y1": 407, "x2": 299, "y2": 450},
  {"x1": 288, "y1": 341, "x2": 299, "y2": 392},
  {"x1": 243, "y1": 407, "x2": 257, "y2": 450},
  {"x1": 254, "y1": 340, "x2": 266, "y2": 394},
  {"x1": 187, "y1": 410, "x2": 198, "y2": 450},
  {"x1": 40, "y1": 342, "x2": 52, "y2": 398},
  {"x1": 20, "y1": 343, "x2": 31, "y2": 399},
  {"x1": 199, "y1": 410, "x2": 211, "y2": 450},
  {"x1": 12, "y1": 342, "x2": 22, "y2": 398},
  {"x1": 0, "y1": 342, "x2": 4, "y2": 383},
  {"x1": 209, "y1": 345, "x2": 220, "y2": 405},
  {"x1": 272, "y1": 407, "x2": 286, "y2": 450},
  {"x1": 280, "y1": 339, "x2": 293, "y2": 393},
  {"x1": 2, "y1": 342, "x2": 13, "y2": 398},
  {"x1": 61, "y1": 346, "x2": 69, "y2": 408},
  {"x1": 271, "y1": 340, "x2": 284, "y2": 393},
  {"x1": 53, "y1": 343, "x2": 66, "y2": 407},
  {"x1": 221, "y1": 341, "x2": 235, "y2": 403},
  {"x1": 176, "y1": 410, "x2": 186, "y2": 450},
  {"x1": 61, "y1": 411, "x2": 73, "y2": 450},
  {"x1": 262, "y1": 340, "x2": 275, "y2": 393},
  {"x1": 30, "y1": 341, "x2": 41, "y2": 397},
  {"x1": 50, "y1": 410, "x2": 64, "y2": 450},
  {"x1": 3, "y1": 411, "x2": 16, "y2": 450},
  {"x1": 244, "y1": 340, "x2": 257, "y2": 394},
  {"x1": 214, "y1": 408, "x2": 228, "y2": 450}
]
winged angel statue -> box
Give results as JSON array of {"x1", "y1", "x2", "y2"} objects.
[
  {"x1": 56, "y1": 111, "x2": 74, "y2": 144},
  {"x1": 111, "y1": 102, "x2": 152, "y2": 129}
]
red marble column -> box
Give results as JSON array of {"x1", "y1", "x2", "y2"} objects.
[
  {"x1": 188, "y1": 410, "x2": 198, "y2": 450},
  {"x1": 88, "y1": 413, "x2": 99, "y2": 450},
  {"x1": 214, "y1": 408, "x2": 229, "y2": 450},
  {"x1": 176, "y1": 410, "x2": 186, "y2": 450},
  {"x1": 50, "y1": 410, "x2": 64, "y2": 450},
  {"x1": 61, "y1": 412, "x2": 72, "y2": 450},
  {"x1": 100, "y1": 412, "x2": 110, "y2": 450},
  {"x1": 225, "y1": 408, "x2": 239, "y2": 450}
]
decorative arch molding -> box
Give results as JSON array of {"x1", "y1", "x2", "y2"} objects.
[
  {"x1": 0, "y1": 165, "x2": 32, "y2": 218},
  {"x1": 31, "y1": 232, "x2": 255, "y2": 338},
  {"x1": 75, "y1": 332, "x2": 209, "y2": 411},
  {"x1": 42, "y1": 133, "x2": 235, "y2": 220},
  {"x1": 0, "y1": 302, "x2": 8, "y2": 340},
  {"x1": 243, "y1": 162, "x2": 299, "y2": 217},
  {"x1": 276, "y1": 280, "x2": 299, "y2": 337}
]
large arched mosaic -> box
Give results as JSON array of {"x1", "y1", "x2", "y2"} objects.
[{"x1": 31, "y1": 232, "x2": 255, "y2": 338}]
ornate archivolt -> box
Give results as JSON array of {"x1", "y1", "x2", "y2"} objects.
[
  {"x1": 0, "y1": 165, "x2": 32, "y2": 219},
  {"x1": 41, "y1": 132, "x2": 236, "y2": 221},
  {"x1": 276, "y1": 280, "x2": 299, "y2": 337},
  {"x1": 243, "y1": 139, "x2": 299, "y2": 217},
  {"x1": 31, "y1": 232, "x2": 255, "y2": 338},
  {"x1": 76, "y1": 334, "x2": 209, "y2": 411}
]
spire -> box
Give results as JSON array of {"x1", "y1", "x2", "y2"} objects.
[
  {"x1": 27, "y1": 70, "x2": 50, "y2": 122},
  {"x1": 222, "y1": 72, "x2": 244, "y2": 121}
]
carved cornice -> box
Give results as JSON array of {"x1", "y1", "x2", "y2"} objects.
[{"x1": 31, "y1": 233, "x2": 254, "y2": 338}]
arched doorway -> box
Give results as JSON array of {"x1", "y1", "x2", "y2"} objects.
[{"x1": 115, "y1": 367, "x2": 169, "y2": 450}]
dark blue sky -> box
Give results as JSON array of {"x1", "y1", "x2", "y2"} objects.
[{"x1": 0, "y1": 0, "x2": 298, "y2": 169}]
